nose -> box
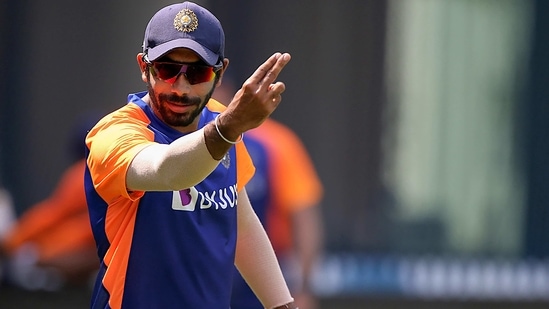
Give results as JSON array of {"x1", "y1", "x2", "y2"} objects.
[{"x1": 170, "y1": 73, "x2": 192, "y2": 94}]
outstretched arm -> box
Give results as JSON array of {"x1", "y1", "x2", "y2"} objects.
[{"x1": 126, "y1": 53, "x2": 291, "y2": 192}]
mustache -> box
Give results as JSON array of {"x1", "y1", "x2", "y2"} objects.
[{"x1": 160, "y1": 94, "x2": 201, "y2": 105}]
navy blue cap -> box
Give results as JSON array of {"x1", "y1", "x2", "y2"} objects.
[{"x1": 142, "y1": 2, "x2": 224, "y2": 66}]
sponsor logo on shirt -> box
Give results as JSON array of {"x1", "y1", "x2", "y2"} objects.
[{"x1": 171, "y1": 185, "x2": 237, "y2": 211}]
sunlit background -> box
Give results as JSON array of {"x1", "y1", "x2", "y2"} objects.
[{"x1": 1, "y1": 0, "x2": 548, "y2": 308}]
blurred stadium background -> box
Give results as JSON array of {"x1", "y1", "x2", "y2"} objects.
[{"x1": 1, "y1": 0, "x2": 549, "y2": 308}]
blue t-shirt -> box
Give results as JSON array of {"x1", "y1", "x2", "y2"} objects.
[{"x1": 85, "y1": 92, "x2": 253, "y2": 309}]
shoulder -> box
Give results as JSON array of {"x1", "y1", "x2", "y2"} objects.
[
  {"x1": 90, "y1": 104, "x2": 152, "y2": 137},
  {"x1": 86, "y1": 104, "x2": 155, "y2": 161}
]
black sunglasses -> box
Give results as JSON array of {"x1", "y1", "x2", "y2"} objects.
[{"x1": 144, "y1": 57, "x2": 222, "y2": 85}]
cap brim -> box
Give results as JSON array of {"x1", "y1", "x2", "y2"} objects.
[{"x1": 147, "y1": 38, "x2": 219, "y2": 66}]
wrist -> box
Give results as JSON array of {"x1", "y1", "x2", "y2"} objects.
[
  {"x1": 215, "y1": 114, "x2": 243, "y2": 144},
  {"x1": 204, "y1": 123, "x2": 231, "y2": 160}
]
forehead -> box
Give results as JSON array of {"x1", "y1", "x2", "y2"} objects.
[{"x1": 163, "y1": 48, "x2": 201, "y2": 62}]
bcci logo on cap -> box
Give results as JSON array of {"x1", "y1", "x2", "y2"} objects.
[
  {"x1": 143, "y1": 2, "x2": 224, "y2": 65},
  {"x1": 174, "y1": 8, "x2": 198, "y2": 33}
]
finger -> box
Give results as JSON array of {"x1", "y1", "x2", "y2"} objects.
[
  {"x1": 271, "y1": 95, "x2": 282, "y2": 105},
  {"x1": 268, "y1": 82, "x2": 286, "y2": 95},
  {"x1": 258, "y1": 53, "x2": 291, "y2": 88},
  {"x1": 246, "y1": 53, "x2": 282, "y2": 85},
  {"x1": 246, "y1": 52, "x2": 291, "y2": 87}
]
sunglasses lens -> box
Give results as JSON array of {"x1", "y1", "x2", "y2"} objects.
[
  {"x1": 186, "y1": 66, "x2": 216, "y2": 85},
  {"x1": 151, "y1": 62, "x2": 217, "y2": 85},
  {"x1": 154, "y1": 63, "x2": 182, "y2": 81}
]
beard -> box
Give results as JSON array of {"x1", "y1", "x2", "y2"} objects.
[{"x1": 147, "y1": 82, "x2": 216, "y2": 128}]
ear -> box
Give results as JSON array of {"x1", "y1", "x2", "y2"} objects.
[
  {"x1": 215, "y1": 58, "x2": 230, "y2": 87},
  {"x1": 137, "y1": 53, "x2": 149, "y2": 83}
]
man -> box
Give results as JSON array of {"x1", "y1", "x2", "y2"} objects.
[
  {"x1": 214, "y1": 81, "x2": 324, "y2": 309},
  {"x1": 84, "y1": 2, "x2": 295, "y2": 309}
]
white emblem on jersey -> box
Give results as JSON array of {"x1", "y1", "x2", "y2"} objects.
[
  {"x1": 221, "y1": 153, "x2": 230, "y2": 169},
  {"x1": 172, "y1": 187, "x2": 199, "y2": 211}
]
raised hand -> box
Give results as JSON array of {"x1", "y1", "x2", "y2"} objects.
[{"x1": 219, "y1": 52, "x2": 292, "y2": 136}]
